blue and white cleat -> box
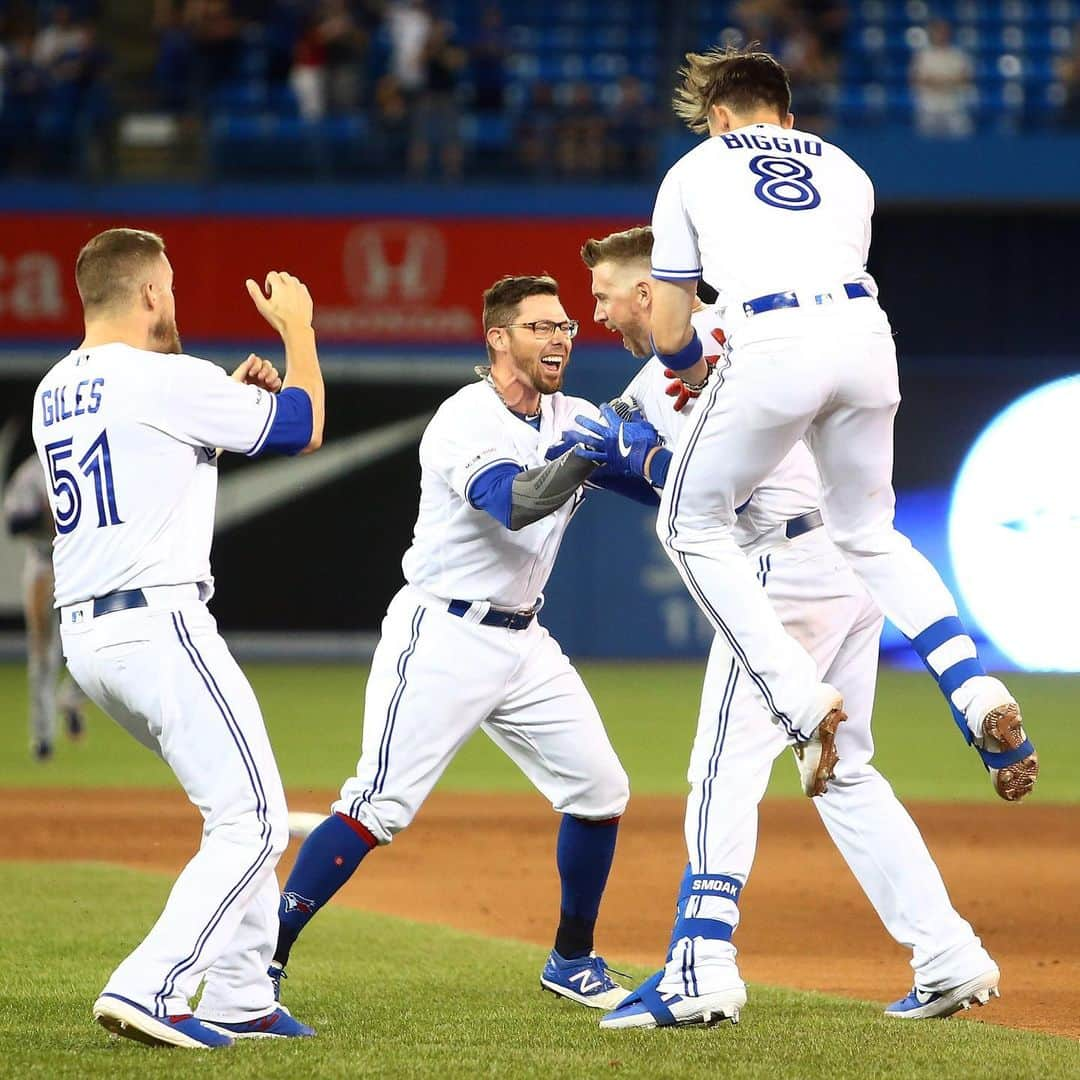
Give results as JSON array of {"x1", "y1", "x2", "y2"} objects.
[
  {"x1": 93, "y1": 993, "x2": 233, "y2": 1048},
  {"x1": 599, "y1": 970, "x2": 745, "y2": 1029},
  {"x1": 540, "y1": 950, "x2": 628, "y2": 1010},
  {"x1": 884, "y1": 968, "x2": 1000, "y2": 1020},
  {"x1": 204, "y1": 1007, "x2": 316, "y2": 1039}
]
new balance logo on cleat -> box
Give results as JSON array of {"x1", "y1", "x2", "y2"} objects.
[
  {"x1": 539, "y1": 950, "x2": 628, "y2": 1011},
  {"x1": 567, "y1": 969, "x2": 602, "y2": 994}
]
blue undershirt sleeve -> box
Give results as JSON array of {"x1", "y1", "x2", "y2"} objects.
[
  {"x1": 466, "y1": 461, "x2": 523, "y2": 528},
  {"x1": 648, "y1": 447, "x2": 672, "y2": 489},
  {"x1": 258, "y1": 387, "x2": 313, "y2": 456},
  {"x1": 588, "y1": 472, "x2": 662, "y2": 506}
]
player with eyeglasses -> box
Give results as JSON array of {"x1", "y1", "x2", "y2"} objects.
[{"x1": 271, "y1": 275, "x2": 647, "y2": 1014}]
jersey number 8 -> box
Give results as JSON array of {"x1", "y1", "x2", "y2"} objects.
[
  {"x1": 44, "y1": 430, "x2": 124, "y2": 535},
  {"x1": 749, "y1": 155, "x2": 821, "y2": 211}
]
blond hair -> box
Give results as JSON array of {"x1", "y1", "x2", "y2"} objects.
[
  {"x1": 75, "y1": 228, "x2": 167, "y2": 314},
  {"x1": 673, "y1": 45, "x2": 791, "y2": 133},
  {"x1": 580, "y1": 226, "x2": 653, "y2": 269}
]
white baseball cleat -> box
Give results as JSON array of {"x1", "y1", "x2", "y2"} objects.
[
  {"x1": 600, "y1": 970, "x2": 746, "y2": 1029},
  {"x1": 792, "y1": 705, "x2": 846, "y2": 797},
  {"x1": 883, "y1": 968, "x2": 1001, "y2": 1020}
]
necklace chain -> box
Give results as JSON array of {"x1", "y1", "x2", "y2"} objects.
[{"x1": 474, "y1": 365, "x2": 541, "y2": 421}]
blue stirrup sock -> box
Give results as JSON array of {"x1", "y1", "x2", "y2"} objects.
[
  {"x1": 554, "y1": 814, "x2": 620, "y2": 960},
  {"x1": 908, "y1": 615, "x2": 984, "y2": 744},
  {"x1": 666, "y1": 864, "x2": 740, "y2": 958},
  {"x1": 274, "y1": 812, "x2": 377, "y2": 965}
]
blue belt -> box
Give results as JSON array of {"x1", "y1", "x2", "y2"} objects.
[
  {"x1": 93, "y1": 588, "x2": 148, "y2": 617},
  {"x1": 743, "y1": 282, "x2": 870, "y2": 317},
  {"x1": 785, "y1": 509, "x2": 823, "y2": 540},
  {"x1": 448, "y1": 599, "x2": 536, "y2": 631}
]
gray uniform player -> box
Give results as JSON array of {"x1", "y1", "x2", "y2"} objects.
[{"x1": 3, "y1": 454, "x2": 88, "y2": 759}]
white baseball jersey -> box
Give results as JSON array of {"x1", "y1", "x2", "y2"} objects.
[
  {"x1": 621, "y1": 307, "x2": 819, "y2": 549},
  {"x1": 32, "y1": 344, "x2": 277, "y2": 607},
  {"x1": 402, "y1": 379, "x2": 600, "y2": 610},
  {"x1": 651, "y1": 124, "x2": 877, "y2": 325}
]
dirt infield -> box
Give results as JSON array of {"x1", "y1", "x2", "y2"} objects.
[{"x1": 4, "y1": 787, "x2": 1077, "y2": 1039}]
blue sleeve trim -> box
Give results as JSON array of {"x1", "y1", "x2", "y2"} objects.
[
  {"x1": 246, "y1": 388, "x2": 279, "y2": 456},
  {"x1": 463, "y1": 456, "x2": 519, "y2": 506},
  {"x1": 649, "y1": 448, "x2": 672, "y2": 489},
  {"x1": 651, "y1": 267, "x2": 702, "y2": 281},
  {"x1": 256, "y1": 387, "x2": 312, "y2": 456},
  {"x1": 589, "y1": 472, "x2": 661, "y2": 507},
  {"x1": 467, "y1": 461, "x2": 522, "y2": 528}
]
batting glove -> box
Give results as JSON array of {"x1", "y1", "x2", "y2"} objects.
[
  {"x1": 664, "y1": 327, "x2": 727, "y2": 412},
  {"x1": 570, "y1": 404, "x2": 662, "y2": 480}
]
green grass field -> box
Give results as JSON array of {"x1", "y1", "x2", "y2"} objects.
[
  {"x1": 2, "y1": 661, "x2": 1078, "y2": 803},
  {"x1": 3, "y1": 660, "x2": 1078, "y2": 1077},
  {"x1": 5, "y1": 863, "x2": 1078, "y2": 1080}
]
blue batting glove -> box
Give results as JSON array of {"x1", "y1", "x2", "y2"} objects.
[
  {"x1": 572, "y1": 405, "x2": 662, "y2": 480},
  {"x1": 545, "y1": 428, "x2": 605, "y2": 461}
]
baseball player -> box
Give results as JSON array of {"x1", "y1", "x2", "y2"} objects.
[
  {"x1": 558, "y1": 226, "x2": 999, "y2": 1028},
  {"x1": 646, "y1": 47, "x2": 1036, "y2": 801},
  {"x1": 271, "y1": 275, "x2": 630, "y2": 1013},
  {"x1": 4, "y1": 454, "x2": 89, "y2": 759},
  {"x1": 32, "y1": 228, "x2": 324, "y2": 1048}
]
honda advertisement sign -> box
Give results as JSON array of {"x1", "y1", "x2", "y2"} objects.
[{"x1": 0, "y1": 215, "x2": 635, "y2": 345}]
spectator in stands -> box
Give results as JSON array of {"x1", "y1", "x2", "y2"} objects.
[
  {"x1": 318, "y1": 0, "x2": 370, "y2": 112},
  {"x1": 33, "y1": 3, "x2": 88, "y2": 71},
  {"x1": 605, "y1": 75, "x2": 654, "y2": 177},
  {"x1": 910, "y1": 18, "x2": 974, "y2": 137},
  {"x1": 408, "y1": 17, "x2": 465, "y2": 180},
  {"x1": 782, "y1": 20, "x2": 836, "y2": 133},
  {"x1": 186, "y1": 0, "x2": 243, "y2": 100},
  {"x1": 1055, "y1": 30, "x2": 1080, "y2": 130},
  {"x1": 386, "y1": 0, "x2": 430, "y2": 98},
  {"x1": 371, "y1": 72, "x2": 409, "y2": 174},
  {"x1": 0, "y1": 32, "x2": 46, "y2": 170},
  {"x1": 153, "y1": 0, "x2": 194, "y2": 112},
  {"x1": 515, "y1": 79, "x2": 559, "y2": 175},
  {"x1": 555, "y1": 82, "x2": 606, "y2": 178},
  {"x1": 291, "y1": 14, "x2": 327, "y2": 121},
  {"x1": 469, "y1": 5, "x2": 506, "y2": 115}
]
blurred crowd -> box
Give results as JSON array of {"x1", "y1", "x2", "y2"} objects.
[
  {"x1": 3, "y1": 0, "x2": 1080, "y2": 182},
  {"x1": 0, "y1": 2, "x2": 110, "y2": 172}
]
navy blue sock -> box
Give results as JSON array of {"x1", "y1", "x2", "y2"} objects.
[
  {"x1": 554, "y1": 814, "x2": 620, "y2": 960},
  {"x1": 274, "y1": 812, "x2": 376, "y2": 966}
]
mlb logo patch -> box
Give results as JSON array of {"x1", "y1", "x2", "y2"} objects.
[{"x1": 70, "y1": 610, "x2": 84, "y2": 624}]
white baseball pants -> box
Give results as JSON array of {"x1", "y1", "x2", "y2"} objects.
[
  {"x1": 666, "y1": 528, "x2": 993, "y2": 996},
  {"x1": 61, "y1": 586, "x2": 287, "y2": 1022},
  {"x1": 658, "y1": 301, "x2": 966, "y2": 738},
  {"x1": 335, "y1": 585, "x2": 629, "y2": 840}
]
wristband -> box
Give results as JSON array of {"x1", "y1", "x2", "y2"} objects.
[{"x1": 651, "y1": 329, "x2": 703, "y2": 374}]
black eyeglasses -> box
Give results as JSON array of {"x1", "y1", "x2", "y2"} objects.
[{"x1": 503, "y1": 319, "x2": 580, "y2": 340}]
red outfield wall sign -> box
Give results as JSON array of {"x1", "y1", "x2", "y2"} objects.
[{"x1": 0, "y1": 215, "x2": 636, "y2": 345}]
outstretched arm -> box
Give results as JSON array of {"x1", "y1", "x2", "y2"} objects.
[{"x1": 468, "y1": 451, "x2": 598, "y2": 531}]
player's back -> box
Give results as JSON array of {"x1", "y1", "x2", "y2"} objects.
[
  {"x1": 32, "y1": 343, "x2": 272, "y2": 607},
  {"x1": 657, "y1": 124, "x2": 879, "y2": 321}
]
